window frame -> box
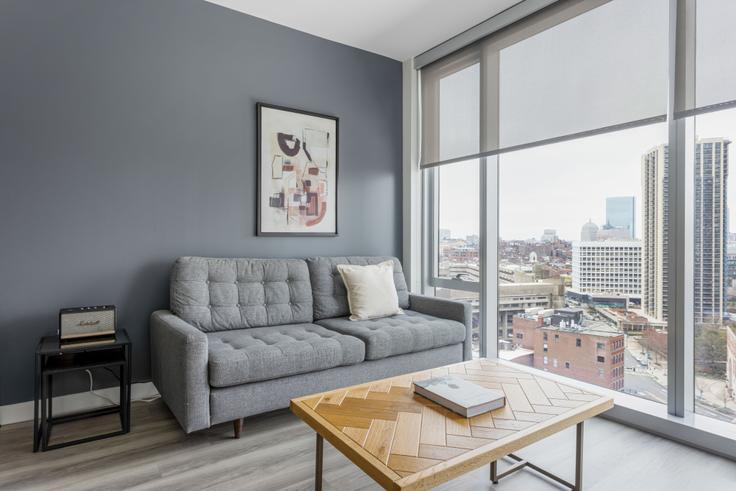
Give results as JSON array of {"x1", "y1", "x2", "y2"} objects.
[{"x1": 418, "y1": 0, "x2": 736, "y2": 457}]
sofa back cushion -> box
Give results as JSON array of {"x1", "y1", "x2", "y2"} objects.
[
  {"x1": 171, "y1": 257, "x2": 313, "y2": 332},
  {"x1": 307, "y1": 256, "x2": 409, "y2": 321}
]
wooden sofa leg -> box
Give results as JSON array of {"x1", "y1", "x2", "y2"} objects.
[{"x1": 233, "y1": 419, "x2": 242, "y2": 439}]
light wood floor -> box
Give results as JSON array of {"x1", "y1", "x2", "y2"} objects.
[{"x1": 1, "y1": 399, "x2": 735, "y2": 490}]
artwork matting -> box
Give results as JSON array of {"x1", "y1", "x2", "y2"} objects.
[{"x1": 257, "y1": 102, "x2": 339, "y2": 236}]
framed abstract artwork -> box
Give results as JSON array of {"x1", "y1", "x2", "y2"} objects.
[{"x1": 257, "y1": 103, "x2": 338, "y2": 236}]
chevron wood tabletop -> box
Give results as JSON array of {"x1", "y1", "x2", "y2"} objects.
[{"x1": 290, "y1": 358, "x2": 613, "y2": 491}]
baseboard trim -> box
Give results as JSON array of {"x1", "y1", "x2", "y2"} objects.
[{"x1": 0, "y1": 382, "x2": 159, "y2": 426}]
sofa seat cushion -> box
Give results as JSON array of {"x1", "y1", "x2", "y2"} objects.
[
  {"x1": 207, "y1": 324, "x2": 365, "y2": 387},
  {"x1": 315, "y1": 310, "x2": 466, "y2": 361}
]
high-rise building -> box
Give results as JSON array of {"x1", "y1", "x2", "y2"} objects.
[
  {"x1": 606, "y1": 196, "x2": 635, "y2": 238},
  {"x1": 580, "y1": 220, "x2": 598, "y2": 241},
  {"x1": 694, "y1": 138, "x2": 730, "y2": 325},
  {"x1": 641, "y1": 139, "x2": 730, "y2": 324},
  {"x1": 540, "y1": 229, "x2": 558, "y2": 243},
  {"x1": 572, "y1": 240, "x2": 642, "y2": 297},
  {"x1": 641, "y1": 144, "x2": 669, "y2": 321}
]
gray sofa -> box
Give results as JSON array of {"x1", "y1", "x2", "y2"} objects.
[{"x1": 150, "y1": 256, "x2": 472, "y2": 435}]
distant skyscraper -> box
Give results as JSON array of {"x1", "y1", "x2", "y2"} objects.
[
  {"x1": 693, "y1": 138, "x2": 729, "y2": 325},
  {"x1": 641, "y1": 139, "x2": 729, "y2": 324},
  {"x1": 540, "y1": 229, "x2": 558, "y2": 243},
  {"x1": 606, "y1": 196, "x2": 635, "y2": 238},
  {"x1": 580, "y1": 220, "x2": 598, "y2": 241},
  {"x1": 641, "y1": 145, "x2": 669, "y2": 321}
]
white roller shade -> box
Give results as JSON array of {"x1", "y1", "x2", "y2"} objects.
[
  {"x1": 694, "y1": 0, "x2": 736, "y2": 110},
  {"x1": 499, "y1": 0, "x2": 668, "y2": 149},
  {"x1": 420, "y1": 0, "x2": 670, "y2": 168}
]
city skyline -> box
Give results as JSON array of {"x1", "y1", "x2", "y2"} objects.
[{"x1": 440, "y1": 109, "x2": 736, "y2": 242}]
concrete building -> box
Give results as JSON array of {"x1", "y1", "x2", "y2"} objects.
[
  {"x1": 598, "y1": 308, "x2": 667, "y2": 332},
  {"x1": 511, "y1": 310, "x2": 625, "y2": 390},
  {"x1": 439, "y1": 262, "x2": 479, "y2": 282},
  {"x1": 498, "y1": 263, "x2": 534, "y2": 284},
  {"x1": 727, "y1": 234, "x2": 736, "y2": 293},
  {"x1": 694, "y1": 138, "x2": 730, "y2": 325},
  {"x1": 541, "y1": 229, "x2": 558, "y2": 243},
  {"x1": 565, "y1": 289, "x2": 631, "y2": 309},
  {"x1": 606, "y1": 196, "x2": 635, "y2": 238},
  {"x1": 641, "y1": 139, "x2": 729, "y2": 324},
  {"x1": 641, "y1": 144, "x2": 669, "y2": 321},
  {"x1": 572, "y1": 240, "x2": 642, "y2": 296},
  {"x1": 498, "y1": 282, "x2": 565, "y2": 340}
]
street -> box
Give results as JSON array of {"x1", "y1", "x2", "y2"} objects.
[{"x1": 623, "y1": 348, "x2": 736, "y2": 422}]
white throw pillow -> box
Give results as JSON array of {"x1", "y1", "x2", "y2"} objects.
[{"x1": 337, "y1": 260, "x2": 403, "y2": 321}]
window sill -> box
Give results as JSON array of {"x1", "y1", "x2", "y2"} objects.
[{"x1": 494, "y1": 358, "x2": 736, "y2": 461}]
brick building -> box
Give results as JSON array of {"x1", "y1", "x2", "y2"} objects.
[{"x1": 511, "y1": 310, "x2": 625, "y2": 390}]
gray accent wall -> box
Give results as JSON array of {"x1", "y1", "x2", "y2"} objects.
[{"x1": 0, "y1": 0, "x2": 402, "y2": 405}]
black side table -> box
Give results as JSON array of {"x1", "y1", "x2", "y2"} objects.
[{"x1": 33, "y1": 329, "x2": 132, "y2": 451}]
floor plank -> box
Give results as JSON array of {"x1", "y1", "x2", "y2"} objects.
[{"x1": 1, "y1": 400, "x2": 735, "y2": 490}]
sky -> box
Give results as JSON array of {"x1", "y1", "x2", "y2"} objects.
[
  {"x1": 440, "y1": 110, "x2": 736, "y2": 242},
  {"x1": 437, "y1": 0, "x2": 736, "y2": 242}
]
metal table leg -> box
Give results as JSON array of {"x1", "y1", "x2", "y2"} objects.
[
  {"x1": 575, "y1": 421, "x2": 584, "y2": 491},
  {"x1": 126, "y1": 344, "x2": 132, "y2": 431},
  {"x1": 40, "y1": 373, "x2": 48, "y2": 451},
  {"x1": 48, "y1": 373, "x2": 53, "y2": 422},
  {"x1": 315, "y1": 433, "x2": 323, "y2": 491},
  {"x1": 119, "y1": 359, "x2": 126, "y2": 429},
  {"x1": 33, "y1": 354, "x2": 40, "y2": 452},
  {"x1": 489, "y1": 420, "x2": 585, "y2": 490}
]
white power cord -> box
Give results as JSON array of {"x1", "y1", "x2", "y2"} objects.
[
  {"x1": 85, "y1": 370, "x2": 161, "y2": 404},
  {"x1": 85, "y1": 369, "x2": 118, "y2": 406}
]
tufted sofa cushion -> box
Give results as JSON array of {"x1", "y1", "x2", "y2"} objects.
[
  {"x1": 307, "y1": 256, "x2": 410, "y2": 321},
  {"x1": 315, "y1": 310, "x2": 466, "y2": 361},
  {"x1": 170, "y1": 257, "x2": 313, "y2": 332},
  {"x1": 206, "y1": 324, "x2": 365, "y2": 387}
]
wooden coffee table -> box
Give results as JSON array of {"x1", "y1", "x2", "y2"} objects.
[{"x1": 290, "y1": 358, "x2": 613, "y2": 491}]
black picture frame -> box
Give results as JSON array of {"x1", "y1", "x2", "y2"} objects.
[{"x1": 257, "y1": 102, "x2": 339, "y2": 237}]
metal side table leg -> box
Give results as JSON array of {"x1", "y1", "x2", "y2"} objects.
[{"x1": 33, "y1": 354, "x2": 40, "y2": 452}]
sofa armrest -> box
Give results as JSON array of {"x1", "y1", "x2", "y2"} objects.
[
  {"x1": 409, "y1": 294, "x2": 473, "y2": 361},
  {"x1": 150, "y1": 310, "x2": 210, "y2": 433}
]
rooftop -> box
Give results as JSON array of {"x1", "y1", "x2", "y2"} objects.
[{"x1": 542, "y1": 320, "x2": 622, "y2": 338}]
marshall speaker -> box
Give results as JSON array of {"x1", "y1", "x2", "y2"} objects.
[{"x1": 59, "y1": 305, "x2": 117, "y2": 341}]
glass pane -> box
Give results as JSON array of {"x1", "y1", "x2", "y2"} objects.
[
  {"x1": 438, "y1": 160, "x2": 480, "y2": 282},
  {"x1": 692, "y1": 108, "x2": 736, "y2": 422},
  {"x1": 696, "y1": 0, "x2": 736, "y2": 109},
  {"x1": 436, "y1": 287, "x2": 481, "y2": 358},
  {"x1": 498, "y1": 123, "x2": 669, "y2": 404},
  {"x1": 439, "y1": 63, "x2": 480, "y2": 161},
  {"x1": 499, "y1": 0, "x2": 667, "y2": 149}
]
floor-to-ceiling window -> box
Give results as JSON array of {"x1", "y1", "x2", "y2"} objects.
[
  {"x1": 422, "y1": 46, "x2": 483, "y2": 356},
  {"x1": 418, "y1": 0, "x2": 736, "y2": 453},
  {"x1": 686, "y1": 0, "x2": 736, "y2": 424},
  {"x1": 437, "y1": 160, "x2": 481, "y2": 356},
  {"x1": 498, "y1": 124, "x2": 668, "y2": 403}
]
